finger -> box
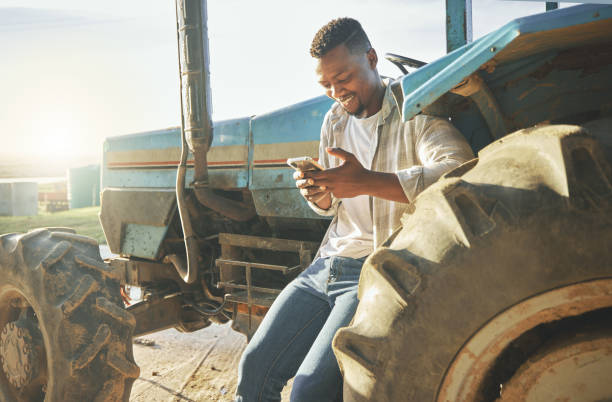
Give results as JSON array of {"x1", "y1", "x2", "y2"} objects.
[
  {"x1": 303, "y1": 177, "x2": 323, "y2": 188},
  {"x1": 295, "y1": 179, "x2": 310, "y2": 188},
  {"x1": 310, "y1": 176, "x2": 331, "y2": 186},
  {"x1": 302, "y1": 185, "x2": 328, "y2": 195},
  {"x1": 302, "y1": 170, "x2": 322, "y2": 179},
  {"x1": 304, "y1": 170, "x2": 332, "y2": 181},
  {"x1": 301, "y1": 187, "x2": 327, "y2": 197},
  {"x1": 300, "y1": 186, "x2": 328, "y2": 197},
  {"x1": 293, "y1": 170, "x2": 304, "y2": 180},
  {"x1": 296, "y1": 179, "x2": 320, "y2": 189},
  {"x1": 326, "y1": 147, "x2": 354, "y2": 162}
]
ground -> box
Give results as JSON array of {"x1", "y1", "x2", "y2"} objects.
[{"x1": 130, "y1": 324, "x2": 293, "y2": 401}]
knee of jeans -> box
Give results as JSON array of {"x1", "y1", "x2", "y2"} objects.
[
  {"x1": 237, "y1": 344, "x2": 259, "y2": 381},
  {"x1": 290, "y1": 374, "x2": 311, "y2": 400},
  {"x1": 291, "y1": 373, "x2": 341, "y2": 401},
  {"x1": 237, "y1": 344, "x2": 285, "y2": 400},
  {"x1": 235, "y1": 352, "x2": 258, "y2": 400}
]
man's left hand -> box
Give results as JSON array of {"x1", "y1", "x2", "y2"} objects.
[{"x1": 304, "y1": 147, "x2": 371, "y2": 199}]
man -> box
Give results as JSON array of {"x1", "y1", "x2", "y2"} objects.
[{"x1": 235, "y1": 18, "x2": 474, "y2": 402}]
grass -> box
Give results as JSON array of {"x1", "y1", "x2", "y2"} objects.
[{"x1": 0, "y1": 207, "x2": 106, "y2": 244}]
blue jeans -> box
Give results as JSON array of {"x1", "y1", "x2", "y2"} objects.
[{"x1": 235, "y1": 256, "x2": 365, "y2": 402}]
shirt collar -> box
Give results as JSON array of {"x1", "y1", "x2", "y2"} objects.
[{"x1": 380, "y1": 78, "x2": 397, "y2": 126}]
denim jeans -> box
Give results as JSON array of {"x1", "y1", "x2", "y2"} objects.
[{"x1": 235, "y1": 256, "x2": 365, "y2": 402}]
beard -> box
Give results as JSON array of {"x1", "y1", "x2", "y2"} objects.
[{"x1": 342, "y1": 101, "x2": 365, "y2": 117}]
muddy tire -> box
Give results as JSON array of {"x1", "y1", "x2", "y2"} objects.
[
  {"x1": 0, "y1": 229, "x2": 139, "y2": 402},
  {"x1": 333, "y1": 124, "x2": 612, "y2": 401}
]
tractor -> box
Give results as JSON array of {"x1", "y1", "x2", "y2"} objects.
[{"x1": 0, "y1": 1, "x2": 611, "y2": 401}]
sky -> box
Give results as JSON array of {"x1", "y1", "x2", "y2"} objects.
[{"x1": 0, "y1": 0, "x2": 560, "y2": 165}]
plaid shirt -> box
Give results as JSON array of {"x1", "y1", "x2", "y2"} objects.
[{"x1": 309, "y1": 80, "x2": 475, "y2": 256}]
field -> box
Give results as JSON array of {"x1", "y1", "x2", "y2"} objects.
[
  {"x1": 0, "y1": 153, "x2": 98, "y2": 179},
  {"x1": 0, "y1": 154, "x2": 105, "y2": 243},
  {"x1": 0, "y1": 206, "x2": 105, "y2": 243}
]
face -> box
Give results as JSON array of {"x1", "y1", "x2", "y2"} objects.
[{"x1": 316, "y1": 44, "x2": 380, "y2": 118}]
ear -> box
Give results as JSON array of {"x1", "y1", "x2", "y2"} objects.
[{"x1": 367, "y1": 48, "x2": 378, "y2": 69}]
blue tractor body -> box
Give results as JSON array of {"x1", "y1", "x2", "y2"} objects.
[
  {"x1": 96, "y1": 2, "x2": 612, "y2": 345},
  {"x1": 1, "y1": 3, "x2": 610, "y2": 401},
  {"x1": 101, "y1": 96, "x2": 333, "y2": 259},
  {"x1": 101, "y1": 4, "x2": 611, "y2": 264}
]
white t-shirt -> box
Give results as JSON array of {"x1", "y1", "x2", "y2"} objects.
[{"x1": 319, "y1": 110, "x2": 380, "y2": 259}]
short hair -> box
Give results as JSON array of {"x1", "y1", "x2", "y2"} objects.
[{"x1": 310, "y1": 18, "x2": 372, "y2": 58}]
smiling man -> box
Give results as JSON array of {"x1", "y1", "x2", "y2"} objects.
[{"x1": 235, "y1": 18, "x2": 474, "y2": 402}]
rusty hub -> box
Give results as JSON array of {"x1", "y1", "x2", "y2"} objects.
[
  {"x1": 437, "y1": 279, "x2": 612, "y2": 402},
  {"x1": 498, "y1": 329, "x2": 612, "y2": 401},
  {"x1": 0, "y1": 316, "x2": 44, "y2": 389}
]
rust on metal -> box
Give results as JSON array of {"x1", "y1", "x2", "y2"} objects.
[
  {"x1": 438, "y1": 278, "x2": 612, "y2": 402},
  {"x1": 235, "y1": 303, "x2": 268, "y2": 316},
  {"x1": 530, "y1": 42, "x2": 612, "y2": 80},
  {"x1": 450, "y1": 72, "x2": 508, "y2": 139},
  {"x1": 216, "y1": 233, "x2": 318, "y2": 338},
  {"x1": 498, "y1": 332, "x2": 612, "y2": 401},
  {"x1": 0, "y1": 317, "x2": 44, "y2": 389}
]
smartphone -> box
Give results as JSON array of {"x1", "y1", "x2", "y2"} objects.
[{"x1": 287, "y1": 156, "x2": 324, "y2": 172}]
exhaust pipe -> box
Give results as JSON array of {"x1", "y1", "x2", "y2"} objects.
[{"x1": 174, "y1": 0, "x2": 255, "y2": 283}]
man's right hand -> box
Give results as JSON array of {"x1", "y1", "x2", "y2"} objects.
[{"x1": 294, "y1": 170, "x2": 332, "y2": 210}]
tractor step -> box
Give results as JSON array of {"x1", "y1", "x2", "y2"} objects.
[
  {"x1": 215, "y1": 233, "x2": 319, "y2": 339},
  {"x1": 216, "y1": 233, "x2": 319, "y2": 303},
  {"x1": 215, "y1": 258, "x2": 302, "y2": 275},
  {"x1": 225, "y1": 290, "x2": 278, "y2": 307}
]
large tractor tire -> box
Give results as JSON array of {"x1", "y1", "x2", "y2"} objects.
[
  {"x1": 333, "y1": 124, "x2": 612, "y2": 401},
  {"x1": 0, "y1": 229, "x2": 139, "y2": 402}
]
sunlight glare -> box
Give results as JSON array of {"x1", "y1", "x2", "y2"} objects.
[{"x1": 31, "y1": 112, "x2": 80, "y2": 159}]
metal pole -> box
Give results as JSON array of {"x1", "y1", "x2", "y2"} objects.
[
  {"x1": 446, "y1": 0, "x2": 473, "y2": 53},
  {"x1": 174, "y1": 0, "x2": 214, "y2": 284},
  {"x1": 176, "y1": 0, "x2": 257, "y2": 220},
  {"x1": 176, "y1": 0, "x2": 213, "y2": 158}
]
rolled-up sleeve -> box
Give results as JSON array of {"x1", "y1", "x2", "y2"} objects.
[{"x1": 396, "y1": 116, "x2": 474, "y2": 202}]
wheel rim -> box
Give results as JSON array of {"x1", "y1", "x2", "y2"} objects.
[
  {"x1": 437, "y1": 278, "x2": 612, "y2": 402},
  {"x1": 499, "y1": 329, "x2": 612, "y2": 401},
  {"x1": 0, "y1": 285, "x2": 48, "y2": 402}
]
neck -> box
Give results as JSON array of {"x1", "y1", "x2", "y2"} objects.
[{"x1": 361, "y1": 78, "x2": 385, "y2": 118}]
